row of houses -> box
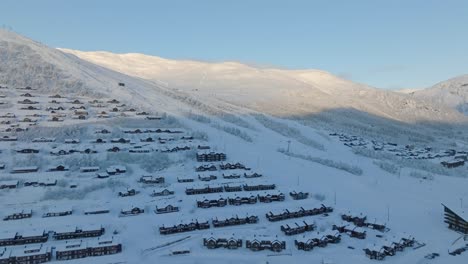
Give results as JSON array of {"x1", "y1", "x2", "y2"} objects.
[
  {"x1": 204, "y1": 235, "x2": 286, "y2": 252},
  {"x1": 185, "y1": 184, "x2": 276, "y2": 195},
  {"x1": 196, "y1": 152, "x2": 227, "y2": 162},
  {"x1": 0, "y1": 244, "x2": 51, "y2": 264},
  {"x1": 266, "y1": 205, "x2": 333, "y2": 222},
  {"x1": 0, "y1": 230, "x2": 48, "y2": 247},
  {"x1": 212, "y1": 215, "x2": 259, "y2": 228},
  {"x1": 55, "y1": 237, "x2": 122, "y2": 261},
  {"x1": 332, "y1": 223, "x2": 367, "y2": 239},
  {"x1": 159, "y1": 220, "x2": 210, "y2": 235},
  {"x1": 363, "y1": 234, "x2": 416, "y2": 260}
]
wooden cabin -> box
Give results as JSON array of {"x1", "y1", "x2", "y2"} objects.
[
  {"x1": 196, "y1": 152, "x2": 227, "y2": 162},
  {"x1": 53, "y1": 225, "x2": 105, "y2": 240},
  {"x1": 212, "y1": 215, "x2": 258, "y2": 228},
  {"x1": 185, "y1": 186, "x2": 223, "y2": 195},
  {"x1": 223, "y1": 185, "x2": 243, "y2": 193},
  {"x1": 159, "y1": 219, "x2": 210, "y2": 235},
  {"x1": 120, "y1": 206, "x2": 144, "y2": 216},
  {"x1": 151, "y1": 189, "x2": 174, "y2": 197},
  {"x1": 228, "y1": 195, "x2": 258, "y2": 206},
  {"x1": 3, "y1": 209, "x2": 32, "y2": 221},
  {"x1": 139, "y1": 176, "x2": 165, "y2": 184},
  {"x1": 243, "y1": 184, "x2": 276, "y2": 191},
  {"x1": 258, "y1": 192, "x2": 285, "y2": 203},
  {"x1": 281, "y1": 221, "x2": 315, "y2": 236},
  {"x1": 155, "y1": 204, "x2": 179, "y2": 214},
  {"x1": 197, "y1": 198, "x2": 227, "y2": 208},
  {"x1": 42, "y1": 207, "x2": 73, "y2": 218},
  {"x1": 290, "y1": 191, "x2": 309, "y2": 200}
]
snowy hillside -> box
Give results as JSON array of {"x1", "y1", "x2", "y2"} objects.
[
  {"x1": 0, "y1": 30, "x2": 468, "y2": 264},
  {"x1": 60, "y1": 48, "x2": 467, "y2": 124},
  {"x1": 413, "y1": 74, "x2": 468, "y2": 115}
]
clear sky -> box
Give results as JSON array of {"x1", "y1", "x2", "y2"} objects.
[{"x1": 1, "y1": 0, "x2": 468, "y2": 89}]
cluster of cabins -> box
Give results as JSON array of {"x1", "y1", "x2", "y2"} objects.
[
  {"x1": 330, "y1": 132, "x2": 468, "y2": 168},
  {"x1": 196, "y1": 152, "x2": 227, "y2": 162},
  {"x1": 212, "y1": 215, "x2": 259, "y2": 228},
  {"x1": 266, "y1": 205, "x2": 333, "y2": 222},
  {"x1": 341, "y1": 213, "x2": 387, "y2": 232}
]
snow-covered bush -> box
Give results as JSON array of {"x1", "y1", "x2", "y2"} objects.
[
  {"x1": 278, "y1": 149, "x2": 363, "y2": 176},
  {"x1": 213, "y1": 124, "x2": 253, "y2": 142},
  {"x1": 254, "y1": 114, "x2": 324, "y2": 151},
  {"x1": 373, "y1": 161, "x2": 400, "y2": 175}
]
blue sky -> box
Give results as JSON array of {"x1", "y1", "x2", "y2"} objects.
[{"x1": 1, "y1": 0, "x2": 468, "y2": 89}]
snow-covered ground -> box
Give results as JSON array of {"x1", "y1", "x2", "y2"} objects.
[{"x1": 0, "y1": 29, "x2": 467, "y2": 264}]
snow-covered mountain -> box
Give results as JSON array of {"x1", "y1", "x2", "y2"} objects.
[
  {"x1": 60, "y1": 49, "x2": 466, "y2": 124},
  {"x1": 412, "y1": 74, "x2": 468, "y2": 115}
]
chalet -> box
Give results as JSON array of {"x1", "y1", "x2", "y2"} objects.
[
  {"x1": 97, "y1": 113, "x2": 110, "y2": 118},
  {"x1": 76, "y1": 115, "x2": 87, "y2": 120},
  {"x1": 363, "y1": 245, "x2": 386, "y2": 260},
  {"x1": 246, "y1": 237, "x2": 286, "y2": 252},
  {"x1": 197, "y1": 198, "x2": 228, "y2": 208},
  {"x1": 53, "y1": 225, "x2": 104, "y2": 240},
  {"x1": 3, "y1": 209, "x2": 32, "y2": 221},
  {"x1": 147, "y1": 189, "x2": 172, "y2": 199},
  {"x1": 159, "y1": 219, "x2": 210, "y2": 235},
  {"x1": 107, "y1": 99, "x2": 120, "y2": 104},
  {"x1": 222, "y1": 173, "x2": 241, "y2": 179},
  {"x1": 295, "y1": 230, "x2": 341, "y2": 251},
  {"x1": 0, "y1": 113, "x2": 15, "y2": 118},
  {"x1": 442, "y1": 203, "x2": 468, "y2": 234},
  {"x1": 177, "y1": 177, "x2": 195, "y2": 183},
  {"x1": 223, "y1": 185, "x2": 243, "y2": 193},
  {"x1": 332, "y1": 224, "x2": 366, "y2": 239},
  {"x1": 64, "y1": 139, "x2": 80, "y2": 144},
  {"x1": 0, "y1": 136, "x2": 17, "y2": 141},
  {"x1": 6, "y1": 127, "x2": 28, "y2": 132},
  {"x1": 89, "y1": 99, "x2": 103, "y2": 104},
  {"x1": 80, "y1": 167, "x2": 100, "y2": 173},
  {"x1": 124, "y1": 128, "x2": 144, "y2": 134},
  {"x1": 140, "y1": 137, "x2": 155, "y2": 142},
  {"x1": 203, "y1": 235, "x2": 242, "y2": 249},
  {"x1": 243, "y1": 183, "x2": 276, "y2": 191},
  {"x1": 11, "y1": 166, "x2": 39, "y2": 174},
  {"x1": 43, "y1": 207, "x2": 73, "y2": 218},
  {"x1": 185, "y1": 185, "x2": 224, "y2": 195},
  {"x1": 84, "y1": 207, "x2": 110, "y2": 215},
  {"x1": 181, "y1": 136, "x2": 194, "y2": 140},
  {"x1": 244, "y1": 172, "x2": 262, "y2": 178},
  {"x1": 146, "y1": 116, "x2": 162, "y2": 120},
  {"x1": 24, "y1": 179, "x2": 57, "y2": 187},
  {"x1": 129, "y1": 148, "x2": 151, "y2": 153},
  {"x1": 258, "y1": 192, "x2": 286, "y2": 203},
  {"x1": 212, "y1": 215, "x2": 258, "y2": 228},
  {"x1": 96, "y1": 172, "x2": 110, "y2": 179},
  {"x1": 49, "y1": 99, "x2": 61, "y2": 104},
  {"x1": 197, "y1": 145, "x2": 210, "y2": 150},
  {"x1": 20, "y1": 93, "x2": 34, "y2": 97},
  {"x1": 228, "y1": 195, "x2": 257, "y2": 206},
  {"x1": 0, "y1": 180, "x2": 18, "y2": 189},
  {"x1": 139, "y1": 176, "x2": 165, "y2": 184},
  {"x1": 70, "y1": 99, "x2": 83, "y2": 104},
  {"x1": 49, "y1": 94, "x2": 62, "y2": 98},
  {"x1": 136, "y1": 111, "x2": 149, "y2": 116},
  {"x1": 110, "y1": 138, "x2": 130, "y2": 144},
  {"x1": 20, "y1": 105, "x2": 41, "y2": 110},
  {"x1": 220, "y1": 162, "x2": 250, "y2": 170},
  {"x1": 16, "y1": 148, "x2": 39, "y2": 154},
  {"x1": 17, "y1": 99, "x2": 38, "y2": 104},
  {"x1": 290, "y1": 191, "x2": 309, "y2": 200},
  {"x1": 441, "y1": 160, "x2": 465, "y2": 168},
  {"x1": 46, "y1": 106, "x2": 65, "y2": 111},
  {"x1": 94, "y1": 138, "x2": 107, "y2": 144},
  {"x1": 155, "y1": 204, "x2": 179, "y2": 214},
  {"x1": 50, "y1": 150, "x2": 70, "y2": 156},
  {"x1": 196, "y1": 164, "x2": 217, "y2": 172},
  {"x1": 16, "y1": 86, "x2": 34, "y2": 90},
  {"x1": 49, "y1": 116, "x2": 64, "y2": 122},
  {"x1": 32, "y1": 137, "x2": 54, "y2": 143},
  {"x1": 110, "y1": 107, "x2": 119, "y2": 112},
  {"x1": 19, "y1": 117, "x2": 37, "y2": 123},
  {"x1": 118, "y1": 188, "x2": 138, "y2": 197},
  {"x1": 107, "y1": 165, "x2": 127, "y2": 175},
  {"x1": 197, "y1": 174, "x2": 216, "y2": 182},
  {"x1": 95, "y1": 129, "x2": 111, "y2": 134},
  {"x1": 120, "y1": 206, "x2": 144, "y2": 216},
  {"x1": 281, "y1": 221, "x2": 315, "y2": 236},
  {"x1": 341, "y1": 213, "x2": 367, "y2": 227},
  {"x1": 366, "y1": 219, "x2": 387, "y2": 232},
  {"x1": 6, "y1": 244, "x2": 52, "y2": 264},
  {"x1": 196, "y1": 152, "x2": 227, "y2": 162}
]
